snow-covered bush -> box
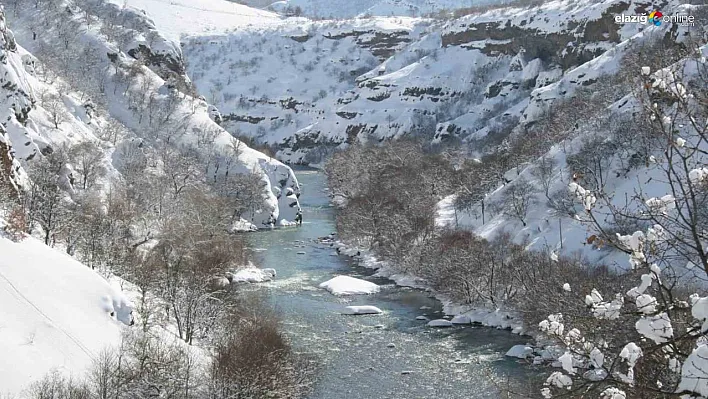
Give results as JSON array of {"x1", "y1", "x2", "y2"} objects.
[{"x1": 540, "y1": 56, "x2": 708, "y2": 397}]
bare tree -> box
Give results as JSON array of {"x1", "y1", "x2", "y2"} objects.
[
  {"x1": 25, "y1": 150, "x2": 74, "y2": 245},
  {"x1": 160, "y1": 145, "x2": 200, "y2": 198},
  {"x1": 531, "y1": 155, "x2": 557, "y2": 200},
  {"x1": 496, "y1": 177, "x2": 536, "y2": 226},
  {"x1": 100, "y1": 118, "x2": 127, "y2": 145},
  {"x1": 68, "y1": 142, "x2": 106, "y2": 190},
  {"x1": 45, "y1": 94, "x2": 68, "y2": 129}
]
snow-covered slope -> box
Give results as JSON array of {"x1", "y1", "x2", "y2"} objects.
[
  {"x1": 3, "y1": 0, "x2": 301, "y2": 225},
  {"x1": 119, "y1": 0, "x2": 282, "y2": 42},
  {"x1": 0, "y1": 230, "x2": 132, "y2": 395},
  {"x1": 185, "y1": 16, "x2": 426, "y2": 164},
  {"x1": 182, "y1": 0, "x2": 666, "y2": 165},
  {"x1": 241, "y1": 0, "x2": 507, "y2": 19},
  {"x1": 434, "y1": 8, "x2": 706, "y2": 269}
]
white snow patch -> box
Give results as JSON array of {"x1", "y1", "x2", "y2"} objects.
[
  {"x1": 342, "y1": 305, "x2": 383, "y2": 315},
  {"x1": 0, "y1": 235, "x2": 131, "y2": 394},
  {"x1": 319, "y1": 275, "x2": 380, "y2": 295},
  {"x1": 451, "y1": 314, "x2": 472, "y2": 324},
  {"x1": 228, "y1": 267, "x2": 276, "y2": 283}
]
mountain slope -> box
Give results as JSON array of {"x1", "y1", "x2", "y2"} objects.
[
  {"x1": 120, "y1": 0, "x2": 283, "y2": 42},
  {"x1": 241, "y1": 0, "x2": 509, "y2": 19},
  {"x1": 182, "y1": 0, "x2": 683, "y2": 166},
  {"x1": 3, "y1": 0, "x2": 301, "y2": 226},
  {"x1": 0, "y1": 229, "x2": 132, "y2": 396}
]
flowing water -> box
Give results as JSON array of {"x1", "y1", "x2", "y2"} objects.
[{"x1": 245, "y1": 168, "x2": 538, "y2": 399}]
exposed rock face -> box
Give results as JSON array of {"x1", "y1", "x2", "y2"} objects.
[
  {"x1": 324, "y1": 29, "x2": 412, "y2": 61},
  {"x1": 127, "y1": 44, "x2": 186, "y2": 79},
  {"x1": 0, "y1": 136, "x2": 21, "y2": 199},
  {"x1": 0, "y1": 6, "x2": 31, "y2": 194},
  {"x1": 441, "y1": 1, "x2": 630, "y2": 69},
  {"x1": 88, "y1": 0, "x2": 195, "y2": 93}
]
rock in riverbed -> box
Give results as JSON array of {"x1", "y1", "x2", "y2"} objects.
[
  {"x1": 427, "y1": 319, "x2": 454, "y2": 328},
  {"x1": 342, "y1": 305, "x2": 383, "y2": 315}
]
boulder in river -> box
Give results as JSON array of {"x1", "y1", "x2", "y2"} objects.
[
  {"x1": 320, "y1": 276, "x2": 380, "y2": 295},
  {"x1": 427, "y1": 319, "x2": 454, "y2": 328},
  {"x1": 342, "y1": 305, "x2": 383, "y2": 315},
  {"x1": 505, "y1": 345, "x2": 534, "y2": 359},
  {"x1": 451, "y1": 315, "x2": 472, "y2": 324}
]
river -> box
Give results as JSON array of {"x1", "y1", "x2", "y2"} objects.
[{"x1": 245, "y1": 169, "x2": 539, "y2": 399}]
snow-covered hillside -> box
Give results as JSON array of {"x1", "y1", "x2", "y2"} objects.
[
  {"x1": 185, "y1": 16, "x2": 427, "y2": 164},
  {"x1": 431, "y1": 1, "x2": 706, "y2": 268},
  {"x1": 120, "y1": 0, "x2": 283, "y2": 42},
  {"x1": 239, "y1": 0, "x2": 508, "y2": 19},
  {"x1": 0, "y1": 0, "x2": 705, "y2": 393},
  {"x1": 0, "y1": 228, "x2": 132, "y2": 395},
  {"x1": 2, "y1": 0, "x2": 301, "y2": 226},
  {"x1": 181, "y1": 0, "x2": 687, "y2": 165}
]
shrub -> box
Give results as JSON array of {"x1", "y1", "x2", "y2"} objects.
[
  {"x1": 3, "y1": 206, "x2": 27, "y2": 241},
  {"x1": 208, "y1": 296, "x2": 316, "y2": 399},
  {"x1": 28, "y1": 371, "x2": 91, "y2": 399}
]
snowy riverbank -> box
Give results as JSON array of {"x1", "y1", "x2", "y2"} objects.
[
  {"x1": 329, "y1": 241, "x2": 578, "y2": 371},
  {"x1": 334, "y1": 242, "x2": 526, "y2": 335}
]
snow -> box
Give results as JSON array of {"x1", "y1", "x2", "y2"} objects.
[
  {"x1": 117, "y1": 0, "x2": 283, "y2": 42},
  {"x1": 0, "y1": 233, "x2": 131, "y2": 394},
  {"x1": 231, "y1": 218, "x2": 259, "y2": 232},
  {"x1": 241, "y1": 0, "x2": 482, "y2": 18},
  {"x1": 557, "y1": 352, "x2": 576, "y2": 374},
  {"x1": 337, "y1": 244, "x2": 526, "y2": 333},
  {"x1": 319, "y1": 275, "x2": 380, "y2": 295},
  {"x1": 680, "y1": 344, "x2": 708, "y2": 397},
  {"x1": 592, "y1": 295, "x2": 624, "y2": 320},
  {"x1": 450, "y1": 314, "x2": 472, "y2": 324},
  {"x1": 618, "y1": 342, "x2": 642, "y2": 384},
  {"x1": 692, "y1": 295, "x2": 708, "y2": 333},
  {"x1": 505, "y1": 345, "x2": 533, "y2": 359},
  {"x1": 5, "y1": 0, "x2": 303, "y2": 228},
  {"x1": 627, "y1": 273, "x2": 655, "y2": 299},
  {"x1": 585, "y1": 289, "x2": 623, "y2": 320},
  {"x1": 342, "y1": 305, "x2": 383, "y2": 315},
  {"x1": 539, "y1": 314, "x2": 564, "y2": 336},
  {"x1": 228, "y1": 267, "x2": 276, "y2": 283},
  {"x1": 689, "y1": 167, "x2": 708, "y2": 185},
  {"x1": 635, "y1": 294, "x2": 657, "y2": 314},
  {"x1": 590, "y1": 348, "x2": 604, "y2": 369},
  {"x1": 545, "y1": 371, "x2": 572, "y2": 389},
  {"x1": 427, "y1": 319, "x2": 453, "y2": 327},
  {"x1": 635, "y1": 313, "x2": 673, "y2": 344},
  {"x1": 600, "y1": 387, "x2": 627, "y2": 399}
]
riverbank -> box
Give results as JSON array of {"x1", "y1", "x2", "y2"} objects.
[
  {"x1": 243, "y1": 169, "x2": 541, "y2": 398},
  {"x1": 334, "y1": 242, "x2": 527, "y2": 335}
]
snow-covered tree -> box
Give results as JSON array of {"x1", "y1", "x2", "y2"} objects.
[{"x1": 540, "y1": 54, "x2": 708, "y2": 398}]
